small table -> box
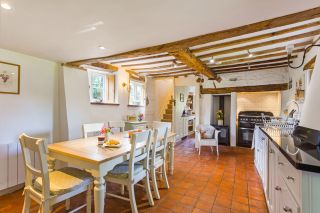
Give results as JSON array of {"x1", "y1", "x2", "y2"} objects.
[
  {"x1": 48, "y1": 131, "x2": 176, "y2": 213},
  {"x1": 124, "y1": 121, "x2": 147, "y2": 131}
]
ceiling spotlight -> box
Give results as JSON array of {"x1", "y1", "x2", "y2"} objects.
[
  {"x1": 209, "y1": 57, "x2": 215, "y2": 64},
  {"x1": 1, "y1": 2, "x2": 12, "y2": 10},
  {"x1": 248, "y1": 50, "x2": 253, "y2": 58},
  {"x1": 99, "y1": 46, "x2": 106, "y2": 50}
]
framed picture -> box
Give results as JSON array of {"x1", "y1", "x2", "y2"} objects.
[
  {"x1": 0, "y1": 61, "x2": 20, "y2": 94},
  {"x1": 180, "y1": 93, "x2": 184, "y2": 102}
]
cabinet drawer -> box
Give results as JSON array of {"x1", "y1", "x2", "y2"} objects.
[
  {"x1": 278, "y1": 177, "x2": 300, "y2": 213},
  {"x1": 277, "y1": 153, "x2": 301, "y2": 203}
]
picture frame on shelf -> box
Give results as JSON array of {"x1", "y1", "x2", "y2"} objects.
[{"x1": 0, "y1": 61, "x2": 20, "y2": 95}]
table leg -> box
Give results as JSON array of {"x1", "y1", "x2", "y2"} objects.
[
  {"x1": 168, "y1": 142, "x2": 175, "y2": 175},
  {"x1": 92, "y1": 172, "x2": 106, "y2": 213}
]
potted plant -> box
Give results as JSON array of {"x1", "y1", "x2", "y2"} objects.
[
  {"x1": 216, "y1": 110, "x2": 224, "y2": 126},
  {"x1": 138, "y1": 113, "x2": 144, "y2": 122},
  {"x1": 101, "y1": 127, "x2": 112, "y2": 143}
]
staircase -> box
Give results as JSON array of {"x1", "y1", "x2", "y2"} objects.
[{"x1": 161, "y1": 98, "x2": 174, "y2": 122}]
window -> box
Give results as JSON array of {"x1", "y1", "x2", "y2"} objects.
[
  {"x1": 88, "y1": 69, "x2": 118, "y2": 104},
  {"x1": 129, "y1": 80, "x2": 145, "y2": 106}
]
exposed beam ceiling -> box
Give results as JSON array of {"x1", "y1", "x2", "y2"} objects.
[
  {"x1": 211, "y1": 57, "x2": 292, "y2": 70},
  {"x1": 200, "y1": 83, "x2": 288, "y2": 94},
  {"x1": 191, "y1": 21, "x2": 320, "y2": 53},
  {"x1": 197, "y1": 29, "x2": 320, "y2": 59},
  {"x1": 168, "y1": 48, "x2": 221, "y2": 81},
  {"x1": 67, "y1": 7, "x2": 320, "y2": 66}
]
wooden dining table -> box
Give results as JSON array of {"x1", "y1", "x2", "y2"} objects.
[{"x1": 48, "y1": 131, "x2": 176, "y2": 213}]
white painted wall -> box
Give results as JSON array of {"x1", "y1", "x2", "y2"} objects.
[
  {"x1": 300, "y1": 48, "x2": 320, "y2": 130},
  {"x1": 0, "y1": 48, "x2": 59, "y2": 190},
  {"x1": 230, "y1": 92, "x2": 237, "y2": 146},
  {"x1": 62, "y1": 66, "x2": 144, "y2": 140}
]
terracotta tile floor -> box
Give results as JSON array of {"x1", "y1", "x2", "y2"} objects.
[{"x1": 0, "y1": 138, "x2": 268, "y2": 213}]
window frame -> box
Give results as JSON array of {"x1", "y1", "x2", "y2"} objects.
[
  {"x1": 128, "y1": 78, "x2": 145, "y2": 107},
  {"x1": 87, "y1": 68, "x2": 119, "y2": 105}
]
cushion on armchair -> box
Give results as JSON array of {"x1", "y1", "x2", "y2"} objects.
[{"x1": 197, "y1": 124, "x2": 215, "y2": 139}]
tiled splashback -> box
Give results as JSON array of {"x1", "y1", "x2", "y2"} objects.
[{"x1": 237, "y1": 91, "x2": 281, "y2": 117}]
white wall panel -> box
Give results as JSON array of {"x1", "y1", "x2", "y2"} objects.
[{"x1": 8, "y1": 143, "x2": 18, "y2": 187}]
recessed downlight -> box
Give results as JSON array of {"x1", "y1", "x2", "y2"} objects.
[
  {"x1": 98, "y1": 46, "x2": 106, "y2": 50},
  {"x1": 1, "y1": 2, "x2": 12, "y2": 10}
]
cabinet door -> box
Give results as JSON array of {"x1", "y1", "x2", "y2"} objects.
[
  {"x1": 276, "y1": 176, "x2": 300, "y2": 213},
  {"x1": 268, "y1": 143, "x2": 277, "y2": 213}
]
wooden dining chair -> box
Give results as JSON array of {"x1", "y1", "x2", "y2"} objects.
[
  {"x1": 82, "y1": 122, "x2": 105, "y2": 138},
  {"x1": 105, "y1": 130, "x2": 154, "y2": 213},
  {"x1": 150, "y1": 127, "x2": 170, "y2": 199},
  {"x1": 19, "y1": 134, "x2": 93, "y2": 213},
  {"x1": 108, "y1": 121, "x2": 125, "y2": 133}
]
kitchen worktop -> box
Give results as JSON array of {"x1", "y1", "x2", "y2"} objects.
[{"x1": 260, "y1": 126, "x2": 320, "y2": 173}]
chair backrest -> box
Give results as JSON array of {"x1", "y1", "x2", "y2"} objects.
[
  {"x1": 19, "y1": 134, "x2": 50, "y2": 198},
  {"x1": 151, "y1": 127, "x2": 169, "y2": 164},
  {"x1": 152, "y1": 121, "x2": 171, "y2": 131},
  {"x1": 82, "y1": 123, "x2": 105, "y2": 138},
  {"x1": 108, "y1": 121, "x2": 125, "y2": 133},
  {"x1": 128, "y1": 130, "x2": 152, "y2": 181}
]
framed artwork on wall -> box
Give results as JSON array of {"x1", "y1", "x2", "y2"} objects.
[{"x1": 0, "y1": 61, "x2": 20, "y2": 94}]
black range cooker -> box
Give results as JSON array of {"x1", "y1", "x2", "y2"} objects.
[{"x1": 238, "y1": 111, "x2": 274, "y2": 147}]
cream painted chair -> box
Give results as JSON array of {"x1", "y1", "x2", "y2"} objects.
[
  {"x1": 195, "y1": 124, "x2": 220, "y2": 156},
  {"x1": 152, "y1": 121, "x2": 172, "y2": 131},
  {"x1": 108, "y1": 121, "x2": 125, "y2": 133},
  {"x1": 82, "y1": 122, "x2": 105, "y2": 138},
  {"x1": 150, "y1": 127, "x2": 170, "y2": 200},
  {"x1": 19, "y1": 134, "x2": 93, "y2": 213},
  {"x1": 105, "y1": 130, "x2": 154, "y2": 213}
]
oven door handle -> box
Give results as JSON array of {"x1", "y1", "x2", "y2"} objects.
[{"x1": 238, "y1": 127, "x2": 254, "y2": 130}]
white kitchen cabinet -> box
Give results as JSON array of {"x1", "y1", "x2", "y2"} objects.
[{"x1": 255, "y1": 127, "x2": 320, "y2": 213}]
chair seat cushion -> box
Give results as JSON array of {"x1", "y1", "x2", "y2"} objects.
[
  {"x1": 106, "y1": 161, "x2": 144, "y2": 179},
  {"x1": 34, "y1": 167, "x2": 92, "y2": 196}
]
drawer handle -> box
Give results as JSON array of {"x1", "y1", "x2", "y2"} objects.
[
  {"x1": 287, "y1": 176, "x2": 295, "y2": 181},
  {"x1": 283, "y1": 206, "x2": 292, "y2": 212},
  {"x1": 278, "y1": 162, "x2": 284, "y2": 165},
  {"x1": 275, "y1": 186, "x2": 281, "y2": 191}
]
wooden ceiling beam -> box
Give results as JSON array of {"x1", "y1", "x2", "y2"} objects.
[
  {"x1": 89, "y1": 62, "x2": 118, "y2": 71},
  {"x1": 198, "y1": 29, "x2": 320, "y2": 59},
  {"x1": 201, "y1": 83, "x2": 288, "y2": 94},
  {"x1": 151, "y1": 72, "x2": 197, "y2": 78},
  {"x1": 121, "y1": 59, "x2": 174, "y2": 67},
  {"x1": 214, "y1": 61, "x2": 289, "y2": 72},
  {"x1": 110, "y1": 53, "x2": 170, "y2": 65},
  {"x1": 192, "y1": 21, "x2": 320, "y2": 53},
  {"x1": 210, "y1": 57, "x2": 293, "y2": 70},
  {"x1": 210, "y1": 48, "x2": 304, "y2": 66},
  {"x1": 138, "y1": 66, "x2": 192, "y2": 74},
  {"x1": 147, "y1": 70, "x2": 196, "y2": 77},
  {"x1": 66, "y1": 7, "x2": 320, "y2": 65},
  {"x1": 169, "y1": 48, "x2": 221, "y2": 81},
  {"x1": 303, "y1": 56, "x2": 316, "y2": 70},
  {"x1": 131, "y1": 63, "x2": 186, "y2": 71},
  {"x1": 140, "y1": 68, "x2": 194, "y2": 75},
  {"x1": 214, "y1": 64, "x2": 288, "y2": 74}
]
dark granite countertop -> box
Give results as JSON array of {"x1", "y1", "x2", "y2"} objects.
[{"x1": 259, "y1": 126, "x2": 320, "y2": 173}]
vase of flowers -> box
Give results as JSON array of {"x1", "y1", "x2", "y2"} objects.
[
  {"x1": 101, "y1": 127, "x2": 111, "y2": 144},
  {"x1": 216, "y1": 110, "x2": 224, "y2": 126},
  {"x1": 138, "y1": 113, "x2": 144, "y2": 122}
]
